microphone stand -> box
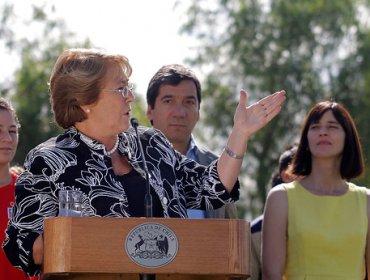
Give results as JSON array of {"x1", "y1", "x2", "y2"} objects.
[{"x1": 131, "y1": 118, "x2": 155, "y2": 280}]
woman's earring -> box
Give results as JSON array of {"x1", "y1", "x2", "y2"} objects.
[{"x1": 85, "y1": 108, "x2": 90, "y2": 113}]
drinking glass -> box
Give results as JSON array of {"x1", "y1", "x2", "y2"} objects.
[{"x1": 58, "y1": 190, "x2": 83, "y2": 217}]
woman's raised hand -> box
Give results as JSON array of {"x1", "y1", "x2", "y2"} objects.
[{"x1": 233, "y1": 89, "x2": 286, "y2": 140}]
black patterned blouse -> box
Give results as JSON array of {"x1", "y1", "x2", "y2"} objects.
[{"x1": 2, "y1": 126, "x2": 239, "y2": 275}]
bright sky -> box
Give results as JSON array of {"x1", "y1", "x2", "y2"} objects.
[{"x1": 1, "y1": 0, "x2": 198, "y2": 97}]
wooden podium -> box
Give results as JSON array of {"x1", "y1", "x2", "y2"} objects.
[{"x1": 43, "y1": 217, "x2": 250, "y2": 280}]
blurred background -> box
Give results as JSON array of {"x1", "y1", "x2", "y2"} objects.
[{"x1": 1, "y1": 0, "x2": 369, "y2": 219}]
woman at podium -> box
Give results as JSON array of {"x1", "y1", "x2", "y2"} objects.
[{"x1": 3, "y1": 48, "x2": 286, "y2": 276}]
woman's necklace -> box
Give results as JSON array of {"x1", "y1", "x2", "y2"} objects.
[{"x1": 106, "y1": 135, "x2": 119, "y2": 156}]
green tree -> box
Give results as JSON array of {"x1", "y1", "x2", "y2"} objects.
[
  {"x1": 0, "y1": 2, "x2": 149, "y2": 165},
  {"x1": 181, "y1": 0, "x2": 370, "y2": 217},
  {"x1": 0, "y1": 2, "x2": 92, "y2": 165},
  {"x1": 131, "y1": 89, "x2": 151, "y2": 127}
]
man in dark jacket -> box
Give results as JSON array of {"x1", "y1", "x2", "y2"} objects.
[{"x1": 146, "y1": 64, "x2": 237, "y2": 219}]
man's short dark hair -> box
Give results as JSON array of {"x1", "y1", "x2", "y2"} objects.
[{"x1": 146, "y1": 64, "x2": 201, "y2": 109}]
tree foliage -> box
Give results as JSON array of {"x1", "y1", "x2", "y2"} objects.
[
  {"x1": 180, "y1": 0, "x2": 370, "y2": 217},
  {"x1": 0, "y1": 2, "x2": 91, "y2": 165},
  {"x1": 0, "y1": 2, "x2": 148, "y2": 165}
]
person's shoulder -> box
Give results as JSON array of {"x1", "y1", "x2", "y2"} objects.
[
  {"x1": 21, "y1": 136, "x2": 59, "y2": 170},
  {"x1": 264, "y1": 183, "x2": 289, "y2": 218},
  {"x1": 196, "y1": 144, "x2": 217, "y2": 158},
  {"x1": 265, "y1": 183, "x2": 290, "y2": 205},
  {"x1": 348, "y1": 182, "x2": 368, "y2": 192},
  {"x1": 347, "y1": 182, "x2": 370, "y2": 202},
  {"x1": 267, "y1": 182, "x2": 289, "y2": 196},
  {"x1": 127, "y1": 125, "x2": 165, "y2": 138},
  {"x1": 125, "y1": 126, "x2": 174, "y2": 148},
  {"x1": 29, "y1": 135, "x2": 58, "y2": 154},
  {"x1": 352, "y1": 183, "x2": 370, "y2": 214},
  {"x1": 192, "y1": 139, "x2": 218, "y2": 164}
]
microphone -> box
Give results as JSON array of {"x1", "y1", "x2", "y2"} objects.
[
  {"x1": 131, "y1": 118, "x2": 156, "y2": 280},
  {"x1": 130, "y1": 118, "x2": 153, "y2": 218}
]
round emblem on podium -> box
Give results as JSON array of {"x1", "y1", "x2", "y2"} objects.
[{"x1": 125, "y1": 222, "x2": 178, "y2": 268}]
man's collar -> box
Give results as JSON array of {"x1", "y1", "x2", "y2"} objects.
[{"x1": 187, "y1": 135, "x2": 198, "y2": 153}]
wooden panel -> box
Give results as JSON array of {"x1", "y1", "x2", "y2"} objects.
[
  {"x1": 44, "y1": 273, "x2": 245, "y2": 280},
  {"x1": 43, "y1": 217, "x2": 250, "y2": 279}
]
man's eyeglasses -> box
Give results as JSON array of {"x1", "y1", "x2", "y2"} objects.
[{"x1": 103, "y1": 83, "x2": 134, "y2": 97}]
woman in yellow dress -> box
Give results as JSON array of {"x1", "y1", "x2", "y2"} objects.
[{"x1": 262, "y1": 100, "x2": 368, "y2": 280}]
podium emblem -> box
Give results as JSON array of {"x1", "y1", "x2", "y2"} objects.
[{"x1": 125, "y1": 222, "x2": 178, "y2": 268}]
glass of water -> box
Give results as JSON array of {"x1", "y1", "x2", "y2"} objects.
[{"x1": 58, "y1": 190, "x2": 83, "y2": 217}]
